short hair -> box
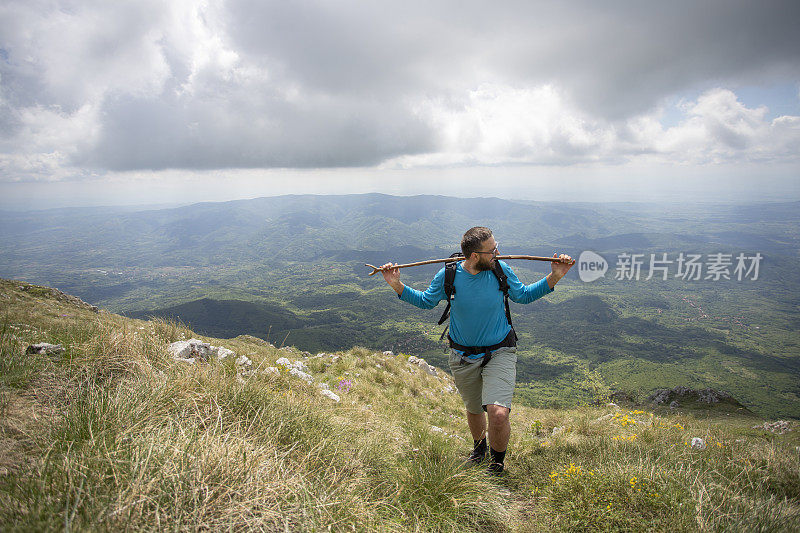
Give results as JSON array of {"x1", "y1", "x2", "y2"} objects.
[{"x1": 461, "y1": 226, "x2": 493, "y2": 258}]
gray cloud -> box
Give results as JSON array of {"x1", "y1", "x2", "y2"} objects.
[{"x1": 0, "y1": 0, "x2": 798, "y2": 178}]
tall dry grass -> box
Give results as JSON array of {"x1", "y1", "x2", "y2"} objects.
[{"x1": 1, "y1": 279, "x2": 798, "y2": 531}]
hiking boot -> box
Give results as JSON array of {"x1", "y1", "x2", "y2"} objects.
[
  {"x1": 466, "y1": 447, "x2": 488, "y2": 465},
  {"x1": 487, "y1": 462, "x2": 505, "y2": 476}
]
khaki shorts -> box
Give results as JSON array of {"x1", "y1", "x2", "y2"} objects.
[{"x1": 448, "y1": 346, "x2": 517, "y2": 414}]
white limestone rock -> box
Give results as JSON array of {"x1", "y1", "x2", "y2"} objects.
[
  {"x1": 168, "y1": 339, "x2": 213, "y2": 362},
  {"x1": 275, "y1": 357, "x2": 308, "y2": 373},
  {"x1": 289, "y1": 368, "x2": 313, "y2": 383},
  {"x1": 753, "y1": 420, "x2": 792, "y2": 434},
  {"x1": 691, "y1": 437, "x2": 706, "y2": 449},
  {"x1": 320, "y1": 390, "x2": 340, "y2": 402},
  {"x1": 215, "y1": 346, "x2": 236, "y2": 361}
]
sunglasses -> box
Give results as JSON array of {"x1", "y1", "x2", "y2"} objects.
[{"x1": 474, "y1": 243, "x2": 499, "y2": 255}]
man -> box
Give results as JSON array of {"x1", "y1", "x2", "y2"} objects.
[{"x1": 380, "y1": 227, "x2": 573, "y2": 475}]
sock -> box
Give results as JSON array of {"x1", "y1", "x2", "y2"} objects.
[
  {"x1": 490, "y1": 447, "x2": 506, "y2": 465},
  {"x1": 473, "y1": 437, "x2": 487, "y2": 452}
]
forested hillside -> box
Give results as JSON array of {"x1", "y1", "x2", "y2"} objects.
[{"x1": 1, "y1": 194, "x2": 798, "y2": 418}]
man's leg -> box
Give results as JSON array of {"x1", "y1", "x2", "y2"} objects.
[
  {"x1": 486, "y1": 404, "x2": 510, "y2": 452},
  {"x1": 449, "y1": 350, "x2": 487, "y2": 463},
  {"x1": 481, "y1": 347, "x2": 516, "y2": 473},
  {"x1": 467, "y1": 410, "x2": 486, "y2": 441}
]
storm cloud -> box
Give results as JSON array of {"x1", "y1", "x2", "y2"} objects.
[{"x1": 1, "y1": 0, "x2": 798, "y2": 181}]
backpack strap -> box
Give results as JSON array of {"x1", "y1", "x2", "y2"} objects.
[
  {"x1": 491, "y1": 261, "x2": 517, "y2": 342},
  {"x1": 438, "y1": 255, "x2": 517, "y2": 344},
  {"x1": 437, "y1": 253, "x2": 463, "y2": 327}
]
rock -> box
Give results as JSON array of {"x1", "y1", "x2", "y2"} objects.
[
  {"x1": 320, "y1": 390, "x2": 340, "y2": 402},
  {"x1": 317, "y1": 382, "x2": 330, "y2": 390},
  {"x1": 25, "y1": 343, "x2": 64, "y2": 356},
  {"x1": 698, "y1": 388, "x2": 732, "y2": 403},
  {"x1": 691, "y1": 437, "x2": 705, "y2": 449},
  {"x1": 753, "y1": 420, "x2": 792, "y2": 434},
  {"x1": 649, "y1": 389, "x2": 671, "y2": 405},
  {"x1": 275, "y1": 357, "x2": 308, "y2": 373},
  {"x1": 262, "y1": 367, "x2": 280, "y2": 376},
  {"x1": 431, "y1": 426, "x2": 445, "y2": 433},
  {"x1": 383, "y1": 351, "x2": 394, "y2": 356},
  {"x1": 407, "y1": 355, "x2": 437, "y2": 375},
  {"x1": 552, "y1": 426, "x2": 565, "y2": 436},
  {"x1": 168, "y1": 339, "x2": 213, "y2": 362},
  {"x1": 596, "y1": 413, "x2": 615, "y2": 422},
  {"x1": 289, "y1": 368, "x2": 313, "y2": 383},
  {"x1": 215, "y1": 347, "x2": 236, "y2": 361},
  {"x1": 168, "y1": 340, "x2": 244, "y2": 366},
  {"x1": 669, "y1": 400, "x2": 680, "y2": 409},
  {"x1": 606, "y1": 402, "x2": 619, "y2": 408},
  {"x1": 648, "y1": 387, "x2": 743, "y2": 409}
]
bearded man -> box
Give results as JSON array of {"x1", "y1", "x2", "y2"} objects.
[{"x1": 380, "y1": 226, "x2": 573, "y2": 475}]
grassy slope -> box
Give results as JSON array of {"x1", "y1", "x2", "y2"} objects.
[{"x1": 1, "y1": 279, "x2": 799, "y2": 532}]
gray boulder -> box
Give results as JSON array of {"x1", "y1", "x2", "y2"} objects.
[
  {"x1": 25, "y1": 343, "x2": 64, "y2": 356},
  {"x1": 407, "y1": 355, "x2": 437, "y2": 375}
]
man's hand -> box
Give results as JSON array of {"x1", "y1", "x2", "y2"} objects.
[
  {"x1": 546, "y1": 253, "x2": 574, "y2": 289},
  {"x1": 380, "y1": 262, "x2": 405, "y2": 295}
]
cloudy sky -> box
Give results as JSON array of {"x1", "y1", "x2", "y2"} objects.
[{"x1": 1, "y1": 0, "x2": 799, "y2": 208}]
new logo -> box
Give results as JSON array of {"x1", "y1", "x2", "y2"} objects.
[{"x1": 578, "y1": 251, "x2": 607, "y2": 282}]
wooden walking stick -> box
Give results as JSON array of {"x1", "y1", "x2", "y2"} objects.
[{"x1": 366, "y1": 255, "x2": 574, "y2": 276}]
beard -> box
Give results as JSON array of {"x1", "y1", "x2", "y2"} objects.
[{"x1": 476, "y1": 256, "x2": 495, "y2": 271}]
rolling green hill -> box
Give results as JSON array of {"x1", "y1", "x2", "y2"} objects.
[{"x1": 1, "y1": 194, "x2": 798, "y2": 418}]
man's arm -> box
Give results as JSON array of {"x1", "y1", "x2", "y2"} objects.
[
  {"x1": 504, "y1": 253, "x2": 574, "y2": 303},
  {"x1": 380, "y1": 262, "x2": 405, "y2": 295},
  {"x1": 546, "y1": 253, "x2": 574, "y2": 289},
  {"x1": 381, "y1": 262, "x2": 446, "y2": 309}
]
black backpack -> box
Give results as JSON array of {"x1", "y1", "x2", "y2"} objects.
[{"x1": 437, "y1": 252, "x2": 516, "y2": 343}]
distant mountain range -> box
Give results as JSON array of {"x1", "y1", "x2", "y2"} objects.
[{"x1": 1, "y1": 193, "x2": 798, "y2": 417}]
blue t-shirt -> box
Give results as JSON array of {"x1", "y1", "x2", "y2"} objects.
[{"x1": 399, "y1": 260, "x2": 553, "y2": 351}]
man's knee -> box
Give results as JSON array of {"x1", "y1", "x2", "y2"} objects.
[{"x1": 486, "y1": 404, "x2": 510, "y2": 426}]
